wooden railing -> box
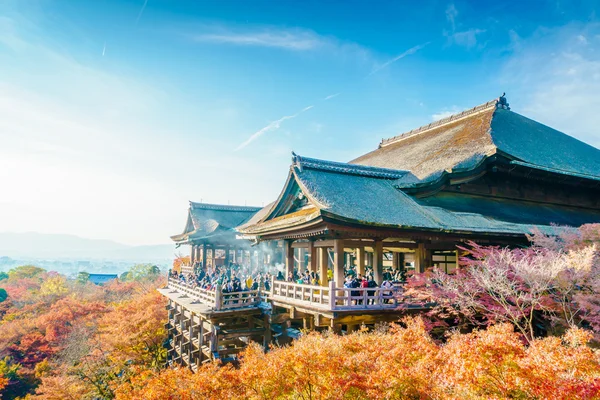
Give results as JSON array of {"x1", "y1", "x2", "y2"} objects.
[
  {"x1": 270, "y1": 280, "x2": 331, "y2": 307},
  {"x1": 167, "y1": 278, "x2": 262, "y2": 311},
  {"x1": 168, "y1": 277, "x2": 403, "y2": 313},
  {"x1": 269, "y1": 280, "x2": 403, "y2": 311}
]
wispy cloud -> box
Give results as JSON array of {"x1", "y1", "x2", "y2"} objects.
[
  {"x1": 449, "y1": 28, "x2": 486, "y2": 48},
  {"x1": 369, "y1": 42, "x2": 430, "y2": 75},
  {"x1": 501, "y1": 22, "x2": 600, "y2": 148},
  {"x1": 135, "y1": 0, "x2": 149, "y2": 25},
  {"x1": 324, "y1": 93, "x2": 340, "y2": 100},
  {"x1": 446, "y1": 3, "x2": 458, "y2": 32},
  {"x1": 235, "y1": 105, "x2": 314, "y2": 151}
]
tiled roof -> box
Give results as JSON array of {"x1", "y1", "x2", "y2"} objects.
[
  {"x1": 351, "y1": 98, "x2": 600, "y2": 182},
  {"x1": 240, "y1": 154, "x2": 585, "y2": 237},
  {"x1": 293, "y1": 153, "x2": 408, "y2": 179},
  {"x1": 172, "y1": 202, "x2": 261, "y2": 243}
]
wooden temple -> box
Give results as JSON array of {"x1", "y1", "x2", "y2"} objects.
[
  {"x1": 170, "y1": 202, "x2": 265, "y2": 275},
  {"x1": 162, "y1": 96, "x2": 600, "y2": 370}
]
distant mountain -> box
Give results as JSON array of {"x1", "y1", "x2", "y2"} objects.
[{"x1": 0, "y1": 232, "x2": 181, "y2": 260}]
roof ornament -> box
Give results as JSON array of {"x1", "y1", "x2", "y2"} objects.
[{"x1": 497, "y1": 92, "x2": 510, "y2": 110}]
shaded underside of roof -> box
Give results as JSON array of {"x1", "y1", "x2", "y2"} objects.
[{"x1": 417, "y1": 192, "x2": 600, "y2": 227}]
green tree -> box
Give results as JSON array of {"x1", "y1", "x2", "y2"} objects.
[
  {"x1": 0, "y1": 271, "x2": 8, "y2": 281},
  {"x1": 0, "y1": 288, "x2": 7, "y2": 302},
  {"x1": 77, "y1": 271, "x2": 90, "y2": 284},
  {"x1": 8, "y1": 265, "x2": 46, "y2": 280},
  {"x1": 121, "y1": 264, "x2": 161, "y2": 282}
]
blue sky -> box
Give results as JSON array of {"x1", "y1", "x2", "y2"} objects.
[{"x1": 1, "y1": 0, "x2": 600, "y2": 245}]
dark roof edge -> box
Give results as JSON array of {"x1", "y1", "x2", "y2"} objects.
[
  {"x1": 379, "y1": 99, "x2": 500, "y2": 148},
  {"x1": 510, "y1": 160, "x2": 600, "y2": 182},
  {"x1": 189, "y1": 201, "x2": 262, "y2": 212},
  {"x1": 292, "y1": 153, "x2": 407, "y2": 179}
]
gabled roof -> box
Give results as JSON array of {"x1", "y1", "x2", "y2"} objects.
[
  {"x1": 88, "y1": 274, "x2": 118, "y2": 285},
  {"x1": 171, "y1": 202, "x2": 261, "y2": 243},
  {"x1": 351, "y1": 97, "x2": 600, "y2": 183},
  {"x1": 238, "y1": 155, "x2": 593, "y2": 238}
]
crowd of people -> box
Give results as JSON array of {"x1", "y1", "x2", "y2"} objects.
[
  {"x1": 170, "y1": 260, "x2": 407, "y2": 296},
  {"x1": 169, "y1": 261, "x2": 273, "y2": 293}
]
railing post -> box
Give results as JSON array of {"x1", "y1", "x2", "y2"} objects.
[
  {"x1": 214, "y1": 284, "x2": 222, "y2": 311},
  {"x1": 328, "y1": 281, "x2": 336, "y2": 311}
]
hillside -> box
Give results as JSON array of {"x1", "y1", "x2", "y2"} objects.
[{"x1": 0, "y1": 232, "x2": 180, "y2": 260}]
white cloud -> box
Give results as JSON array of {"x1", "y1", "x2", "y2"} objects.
[
  {"x1": 449, "y1": 28, "x2": 486, "y2": 48},
  {"x1": 324, "y1": 93, "x2": 340, "y2": 100},
  {"x1": 369, "y1": 42, "x2": 430, "y2": 75},
  {"x1": 431, "y1": 106, "x2": 461, "y2": 121},
  {"x1": 501, "y1": 23, "x2": 600, "y2": 148},
  {"x1": 192, "y1": 25, "x2": 371, "y2": 63},
  {"x1": 235, "y1": 105, "x2": 314, "y2": 151},
  {"x1": 446, "y1": 3, "x2": 458, "y2": 32}
]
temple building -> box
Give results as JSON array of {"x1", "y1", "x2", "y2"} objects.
[
  {"x1": 170, "y1": 202, "x2": 264, "y2": 274},
  {"x1": 237, "y1": 96, "x2": 600, "y2": 285},
  {"x1": 162, "y1": 95, "x2": 600, "y2": 368}
]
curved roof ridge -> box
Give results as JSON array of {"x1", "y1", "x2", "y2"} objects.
[
  {"x1": 292, "y1": 153, "x2": 407, "y2": 179},
  {"x1": 379, "y1": 98, "x2": 499, "y2": 148},
  {"x1": 189, "y1": 201, "x2": 262, "y2": 212}
]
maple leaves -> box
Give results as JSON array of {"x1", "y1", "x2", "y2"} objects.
[{"x1": 115, "y1": 318, "x2": 600, "y2": 400}]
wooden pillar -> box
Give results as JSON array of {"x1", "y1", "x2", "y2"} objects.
[
  {"x1": 373, "y1": 240, "x2": 383, "y2": 284},
  {"x1": 224, "y1": 245, "x2": 230, "y2": 266},
  {"x1": 367, "y1": 251, "x2": 374, "y2": 267},
  {"x1": 285, "y1": 240, "x2": 294, "y2": 280},
  {"x1": 298, "y1": 248, "x2": 306, "y2": 271},
  {"x1": 201, "y1": 244, "x2": 206, "y2": 265},
  {"x1": 190, "y1": 245, "x2": 196, "y2": 264},
  {"x1": 414, "y1": 242, "x2": 432, "y2": 273},
  {"x1": 318, "y1": 247, "x2": 328, "y2": 285},
  {"x1": 307, "y1": 241, "x2": 317, "y2": 273},
  {"x1": 333, "y1": 239, "x2": 345, "y2": 286},
  {"x1": 356, "y1": 247, "x2": 365, "y2": 276}
]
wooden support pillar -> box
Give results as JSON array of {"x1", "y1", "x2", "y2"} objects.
[
  {"x1": 356, "y1": 247, "x2": 365, "y2": 276},
  {"x1": 307, "y1": 241, "x2": 317, "y2": 273},
  {"x1": 414, "y1": 243, "x2": 432, "y2": 273},
  {"x1": 224, "y1": 245, "x2": 230, "y2": 266},
  {"x1": 333, "y1": 239, "x2": 345, "y2": 286},
  {"x1": 201, "y1": 244, "x2": 206, "y2": 266},
  {"x1": 198, "y1": 317, "x2": 204, "y2": 363},
  {"x1": 263, "y1": 314, "x2": 271, "y2": 351},
  {"x1": 285, "y1": 240, "x2": 294, "y2": 280},
  {"x1": 373, "y1": 240, "x2": 384, "y2": 284},
  {"x1": 298, "y1": 248, "x2": 306, "y2": 271},
  {"x1": 367, "y1": 251, "x2": 374, "y2": 267},
  {"x1": 190, "y1": 245, "x2": 196, "y2": 264},
  {"x1": 318, "y1": 247, "x2": 328, "y2": 285}
]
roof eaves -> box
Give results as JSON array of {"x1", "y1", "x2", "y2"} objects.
[
  {"x1": 189, "y1": 202, "x2": 262, "y2": 212},
  {"x1": 292, "y1": 153, "x2": 407, "y2": 179}
]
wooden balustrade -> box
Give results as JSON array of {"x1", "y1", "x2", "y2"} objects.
[
  {"x1": 167, "y1": 278, "x2": 262, "y2": 311},
  {"x1": 169, "y1": 277, "x2": 404, "y2": 313},
  {"x1": 269, "y1": 280, "x2": 403, "y2": 311}
]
